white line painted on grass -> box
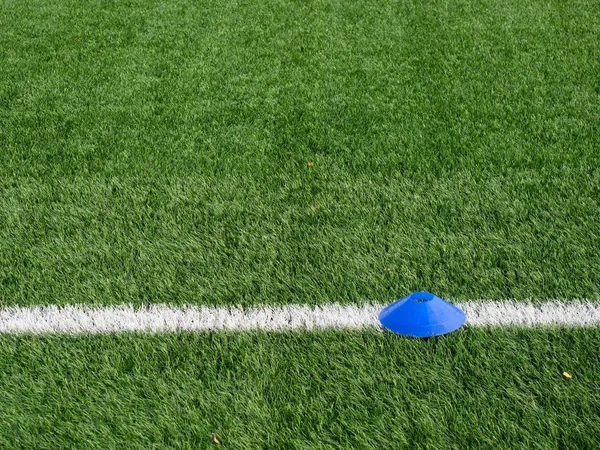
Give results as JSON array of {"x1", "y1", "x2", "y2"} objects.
[{"x1": 0, "y1": 301, "x2": 599, "y2": 333}]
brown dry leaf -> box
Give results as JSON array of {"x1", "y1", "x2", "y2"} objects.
[
  {"x1": 562, "y1": 371, "x2": 573, "y2": 380},
  {"x1": 307, "y1": 161, "x2": 314, "y2": 168},
  {"x1": 211, "y1": 434, "x2": 221, "y2": 445}
]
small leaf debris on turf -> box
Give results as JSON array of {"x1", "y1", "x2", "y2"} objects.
[
  {"x1": 211, "y1": 434, "x2": 221, "y2": 445},
  {"x1": 307, "y1": 161, "x2": 314, "y2": 168},
  {"x1": 562, "y1": 371, "x2": 573, "y2": 379}
]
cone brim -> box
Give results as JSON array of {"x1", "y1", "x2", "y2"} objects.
[{"x1": 379, "y1": 292, "x2": 466, "y2": 337}]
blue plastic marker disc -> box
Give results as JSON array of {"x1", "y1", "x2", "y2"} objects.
[{"x1": 379, "y1": 292, "x2": 466, "y2": 337}]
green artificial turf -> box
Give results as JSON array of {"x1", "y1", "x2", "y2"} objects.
[
  {"x1": 2, "y1": 2, "x2": 599, "y2": 447},
  {"x1": 1, "y1": 0, "x2": 599, "y2": 306},
  {"x1": 0, "y1": 328, "x2": 598, "y2": 449}
]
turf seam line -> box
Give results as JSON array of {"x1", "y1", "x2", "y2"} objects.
[{"x1": 0, "y1": 301, "x2": 599, "y2": 333}]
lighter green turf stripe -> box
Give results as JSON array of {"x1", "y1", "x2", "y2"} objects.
[{"x1": 0, "y1": 329, "x2": 599, "y2": 448}]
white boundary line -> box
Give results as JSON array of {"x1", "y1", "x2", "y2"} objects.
[{"x1": 0, "y1": 301, "x2": 598, "y2": 333}]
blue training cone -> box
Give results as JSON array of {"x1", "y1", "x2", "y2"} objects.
[{"x1": 379, "y1": 291, "x2": 466, "y2": 337}]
